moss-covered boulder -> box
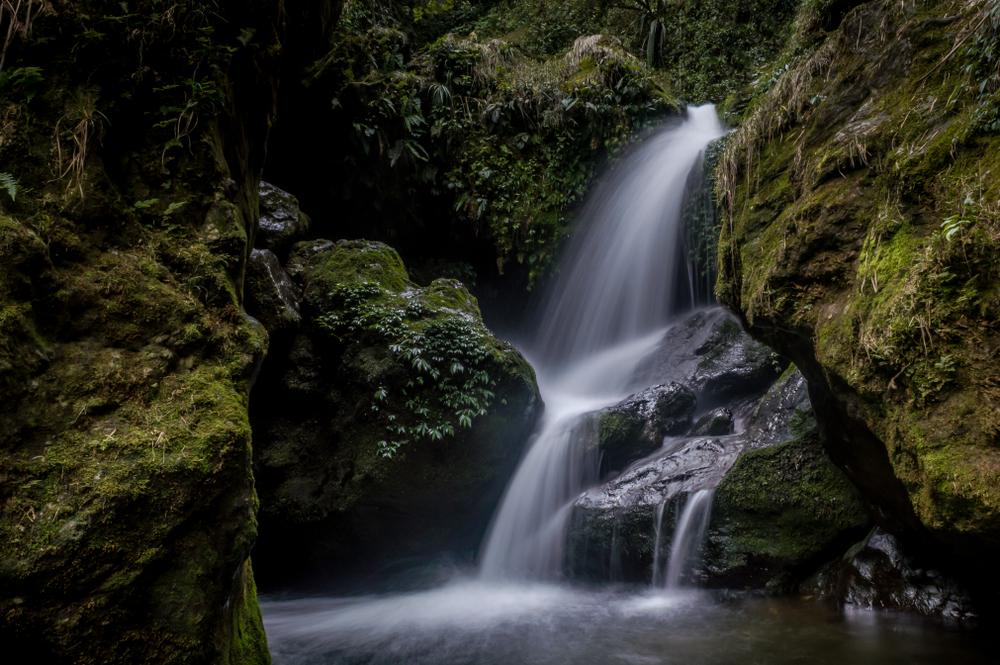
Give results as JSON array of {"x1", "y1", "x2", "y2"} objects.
[
  {"x1": 704, "y1": 424, "x2": 873, "y2": 590},
  {"x1": 584, "y1": 382, "x2": 697, "y2": 478},
  {"x1": 0, "y1": 0, "x2": 337, "y2": 660},
  {"x1": 716, "y1": 0, "x2": 1000, "y2": 589},
  {"x1": 251, "y1": 239, "x2": 541, "y2": 589}
]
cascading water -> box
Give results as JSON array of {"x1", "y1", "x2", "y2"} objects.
[
  {"x1": 663, "y1": 489, "x2": 715, "y2": 589},
  {"x1": 480, "y1": 106, "x2": 726, "y2": 580}
]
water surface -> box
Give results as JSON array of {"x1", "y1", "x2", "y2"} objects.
[{"x1": 262, "y1": 580, "x2": 993, "y2": 664}]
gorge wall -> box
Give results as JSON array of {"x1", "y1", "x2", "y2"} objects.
[
  {"x1": 0, "y1": 1, "x2": 338, "y2": 661},
  {"x1": 717, "y1": 0, "x2": 1000, "y2": 596}
]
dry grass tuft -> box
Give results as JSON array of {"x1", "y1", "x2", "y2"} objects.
[{"x1": 716, "y1": 40, "x2": 836, "y2": 229}]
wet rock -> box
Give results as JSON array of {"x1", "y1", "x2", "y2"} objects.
[
  {"x1": 801, "y1": 528, "x2": 976, "y2": 620},
  {"x1": 742, "y1": 367, "x2": 812, "y2": 449},
  {"x1": 703, "y1": 425, "x2": 872, "y2": 591},
  {"x1": 566, "y1": 368, "x2": 867, "y2": 589},
  {"x1": 245, "y1": 248, "x2": 302, "y2": 336},
  {"x1": 251, "y1": 239, "x2": 542, "y2": 590},
  {"x1": 567, "y1": 435, "x2": 743, "y2": 582},
  {"x1": 691, "y1": 407, "x2": 734, "y2": 436},
  {"x1": 630, "y1": 307, "x2": 784, "y2": 407},
  {"x1": 586, "y1": 382, "x2": 697, "y2": 477},
  {"x1": 257, "y1": 181, "x2": 311, "y2": 260}
]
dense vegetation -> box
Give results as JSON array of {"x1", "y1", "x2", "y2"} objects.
[{"x1": 266, "y1": 0, "x2": 804, "y2": 287}]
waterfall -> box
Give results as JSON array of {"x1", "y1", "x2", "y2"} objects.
[
  {"x1": 532, "y1": 106, "x2": 726, "y2": 367},
  {"x1": 663, "y1": 489, "x2": 715, "y2": 589},
  {"x1": 651, "y1": 501, "x2": 668, "y2": 587},
  {"x1": 480, "y1": 106, "x2": 725, "y2": 581}
]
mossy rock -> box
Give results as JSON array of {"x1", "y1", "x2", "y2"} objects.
[
  {"x1": 715, "y1": 0, "x2": 1000, "y2": 588},
  {"x1": 704, "y1": 425, "x2": 873, "y2": 590},
  {"x1": 252, "y1": 239, "x2": 541, "y2": 589},
  {"x1": 0, "y1": 0, "x2": 321, "y2": 660},
  {"x1": 583, "y1": 382, "x2": 697, "y2": 479}
]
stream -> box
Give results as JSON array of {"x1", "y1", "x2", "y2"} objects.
[{"x1": 261, "y1": 581, "x2": 992, "y2": 664}]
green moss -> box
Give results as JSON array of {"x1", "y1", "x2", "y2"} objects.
[
  {"x1": 226, "y1": 558, "x2": 270, "y2": 665},
  {"x1": 708, "y1": 429, "x2": 872, "y2": 575},
  {"x1": 0, "y1": 0, "x2": 281, "y2": 659},
  {"x1": 715, "y1": 0, "x2": 1000, "y2": 565},
  {"x1": 287, "y1": 238, "x2": 539, "y2": 502}
]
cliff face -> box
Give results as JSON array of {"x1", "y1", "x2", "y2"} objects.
[
  {"x1": 717, "y1": 0, "x2": 1000, "y2": 589},
  {"x1": 0, "y1": 1, "x2": 335, "y2": 661}
]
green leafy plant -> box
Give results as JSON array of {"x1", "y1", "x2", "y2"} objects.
[
  {"x1": 941, "y1": 216, "x2": 972, "y2": 241},
  {"x1": 318, "y1": 281, "x2": 500, "y2": 458},
  {"x1": 0, "y1": 171, "x2": 18, "y2": 201}
]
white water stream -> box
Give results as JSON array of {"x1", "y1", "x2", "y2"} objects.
[{"x1": 480, "y1": 105, "x2": 726, "y2": 580}]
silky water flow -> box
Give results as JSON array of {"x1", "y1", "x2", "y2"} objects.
[
  {"x1": 259, "y1": 107, "x2": 995, "y2": 664},
  {"x1": 480, "y1": 105, "x2": 725, "y2": 580}
]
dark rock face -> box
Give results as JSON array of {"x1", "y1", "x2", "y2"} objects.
[
  {"x1": 802, "y1": 528, "x2": 976, "y2": 620},
  {"x1": 251, "y1": 240, "x2": 542, "y2": 590},
  {"x1": 0, "y1": 0, "x2": 341, "y2": 661},
  {"x1": 256, "y1": 182, "x2": 312, "y2": 261},
  {"x1": 691, "y1": 407, "x2": 734, "y2": 436},
  {"x1": 587, "y1": 382, "x2": 697, "y2": 478},
  {"x1": 568, "y1": 435, "x2": 744, "y2": 582},
  {"x1": 741, "y1": 368, "x2": 812, "y2": 449},
  {"x1": 630, "y1": 308, "x2": 784, "y2": 407},
  {"x1": 245, "y1": 248, "x2": 302, "y2": 336}
]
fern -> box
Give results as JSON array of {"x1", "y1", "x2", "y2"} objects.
[{"x1": 0, "y1": 172, "x2": 18, "y2": 201}]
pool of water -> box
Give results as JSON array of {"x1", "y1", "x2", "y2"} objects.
[{"x1": 261, "y1": 578, "x2": 995, "y2": 665}]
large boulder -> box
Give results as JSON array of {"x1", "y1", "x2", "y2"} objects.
[
  {"x1": 251, "y1": 239, "x2": 541, "y2": 589},
  {"x1": 704, "y1": 418, "x2": 873, "y2": 590},
  {"x1": 584, "y1": 382, "x2": 697, "y2": 478},
  {"x1": 715, "y1": 0, "x2": 1000, "y2": 591},
  {"x1": 630, "y1": 307, "x2": 784, "y2": 406},
  {"x1": 245, "y1": 248, "x2": 302, "y2": 337},
  {"x1": 801, "y1": 527, "x2": 976, "y2": 619},
  {"x1": 567, "y1": 435, "x2": 743, "y2": 582},
  {"x1": 566, "y1": 369, "x2": 871, "y2": 589},
  {"x1": 256, "y1": 182, "x2": 312, "y2": 261}
]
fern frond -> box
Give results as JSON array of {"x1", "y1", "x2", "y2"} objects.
[{"x1": 0, "y1": 172, "x2": 18, "y2": 201}]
